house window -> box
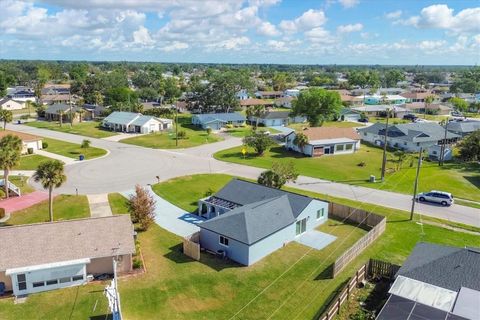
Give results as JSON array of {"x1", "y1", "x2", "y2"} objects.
[
  {"x1": 416, "y1": 143, "x2": 420, "y2": 146},
  {"x1": 219, "y1": 236, "x2": 229, "y2": 247},
  {"x1": 72, "y1": 275, "x2": 84, "y2": 282},
  {"x1": 17, "y1": 274, "x2": 27, "y2": 291},
  {"x1": 336, "y1": 144, "x2": 345, "y2": 152},
  {"x1": 33, "y1": 281, "x2": 45, "y2": 288},
  {"x1": 404, "y1": 142, "x2": 407, "y2": 146},
  {"x1": 46, "y1": 279, "x2": 58, "y2": 286},
  {"x1": 317, "y1": 208, "x2": 325, "y2": 219},
  {"x1": 59, "y1": 277, "x2": 70, "y2": 284},
  {"x1": 345, "y1": 144, "x2": 353, "y2": 151}
]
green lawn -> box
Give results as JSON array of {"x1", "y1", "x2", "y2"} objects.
[
  {"x1": 42, "y1": 137, "x2": 107, "y2": 159},
  {"x1": 121, "y1": 115, "x2": 223, "y2": 149},
  {"x1": 214, "y1": 143, "x2": 480, "y2": 201},
  {"x1": 15, "y1": 154, "x2": 53, "y2": 170},
  {"x1": 1, "y1": 195, "x2": 90, "y2": 226},
  {"x1": 26, "y1": 120, "x2": 117, "y2": 138},
  {"x1": 0, "y1": 176, "x2": 34, "y2": 198},
  {"x1": 108, "y1": 193, "x2": 129, "y2": 214},
  {"x1": 0, "y1": 174, "x2": 478, "y2": 320}
]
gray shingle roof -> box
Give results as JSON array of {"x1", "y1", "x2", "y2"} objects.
[
  {"x1": 200, "y1": 195, "x2": 296, "y2": 245},
  {"x1": 446, "y1": 120, "x2": 480, "y2": 134},
  {"x1": 130, "y1": 115, "x2": 157, "y2": 126},
  {"x1": 103, "y1": 111, "x2": 141, "y2": 125},
  {"x1": 213, "y1": 179, "x2": 312, "y2": 218},
  {"x1": 358, "y1": 122, "x2": 460, "y2": 142},
  {"x1": 260, "y1": 111, "x2": 291, "y2": 119},
  {"x1": 396, "y1": 242, "x2": 480, "y2": 292},
  {"x1": 45, "y1": 103, "x2": 77, "y2": 114},
  {"x1": 194, "y1": 113, "x2": 245, "y2": 124},
  {"x1": 0, "y1": 215, "x2": 136, "y2": 271}
]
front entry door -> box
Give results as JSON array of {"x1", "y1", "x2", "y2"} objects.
[{"x1": 296, "y1": 218, "x2": 307, "y2": 235}]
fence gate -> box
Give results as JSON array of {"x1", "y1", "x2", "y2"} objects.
[{"x1": 183, "y1": 232, "x2": 201, "y2": 261}]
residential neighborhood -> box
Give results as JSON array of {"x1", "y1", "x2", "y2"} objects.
[{"x1": 0, "y1": 1, "x2": 479, "y2": 320}]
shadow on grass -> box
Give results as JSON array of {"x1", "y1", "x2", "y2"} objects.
[
  {"x1": 464, "y1": 175, "x2": 480, "y2": 190},
  {"x1": 163, "y1": 243, "x2": 240, "y2": 272},
  {"x1": 315, "y1": 264, "x2": 334, "y2": 280},
  {"x1": 89, "y1": 315, "x2": 113, "y2": 320},
  {"x1": 312, "y1": 278, "x2": 349, "y2": 319}
]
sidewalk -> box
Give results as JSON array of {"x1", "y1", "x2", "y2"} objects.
[
  {"x1": 35, "y1": 149, "x2": 76, "y2": 165},
  {"x1": 87, "y1": 194, "x2": 112, "y2": 217},
  {"x1": 0, "y1": 191, "x2": 50, "y2": 214}
]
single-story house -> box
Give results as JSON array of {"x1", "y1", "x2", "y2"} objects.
[
  {"x1": 102, "y1": 111, "x2": 172, "y2": 133},
  {"x1": 428, "y1": 144, "x2": 453, "y2": 161},
  {"x1": 0, "y1": 130, "x2": 43, "y2": 154},
  {"x1": 255, "y1": 91, "x2": 283, "y2": 99},
  {"x1": 400, "y1": 91, "x2": 437, "y2": 103},
  {"x1": 81, "y1": 104, "x2": 106, "y2": 118},
  {"x1": 197, "y1": 179, "x2": 329, "y2": 265},
  {"x1": 0, "y1": 215, "x2": 135, "y2": 296},
  {"x1": 284, "y1": 89, "x2": 300, "y2": 97},
  {"x1": 358, "y1": 122, "x2": 460, "y2": 152},
  {"x1": 363, "y1": 95, "x2": 407, "y2": 105},
  {"x1": 404, "y1": 102, "x2": 452, "y2": 115},
  {"x1": 0, "y1": 98, "x2": 24, "y2": 111},
  {"x1": 338, "y1": 108, "x2": 362, "y2": 122},
  {"x1": 285, "y1": 127, "x2": 361, "y2": 157},
  {"x1": 275, "y1": 96, "x2": 294, "y2": 108},
  {"x1": 191, "y1": 113, "x2": 245, "y2": 130},
  {"x1": 239, "y1": 98, "x2": 275, "y2": 108},
  {"x1": 446, "y1": 120, "x2": 480, "y2": 137},
  {"x1": 248, "y1": 111, "x2": 305, "y2": 127},
  {"x1": 377, "y1": 242, "x2": 480, "y2": 320},
  {"x1": 236, "y1": 89, "x2": 249, "y2": 100},
  {"x1": 44, "y1": 104, "x2": 79, "y2": 122},
  {"x1": 6, "y1": 87, "x2": 36, "y2": 102},
  {"x1": 352, "y1": 105, "x2": 408, "y2": 119}
]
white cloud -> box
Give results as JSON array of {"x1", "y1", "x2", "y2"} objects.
[
  {"x1": 257, "y1": 21, "x2": 280, "y2": 36},
  {"x1": 418, "y1": 40, "x2": 446, "y2": 51},
  {"x1": 207, "y1": 36, "x2": 251, "y2": 50},
  {"x1": 132, "y1": 26, "x2": 154, "y2": 46},
  {"x1": 161, "y1": 41, "x2": 189, "y2": 52},
  {"x1": 385, "y1": 10, "x2": 402, "y2": 19},
  {"x1": 401, "y1": 4, "x2": 480, "y2": 34},
  {"x1": 304, "y1": 27, "x2": 337, "y2": 44},
  {"x1": 279, "y1": 9, "x2": 326, "y2": 34},
  {"x1": 337, "y1": 23, "x2": 363, "y2": 33},
  {"x1": 338, "y1": 0, "x2": 359, "y2": 9},
  {"x1": 360, "y1": 32, "x2": 378, "y2": 39},
  {"x1": 267, "y1": 40, "x2": 289, "y2": 52},
  {"x1": 248, "y1": 0, "x2": 281, "y2": 7}
]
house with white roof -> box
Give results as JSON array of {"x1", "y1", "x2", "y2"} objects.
[
  {"x1": 102, "y1": 111, "x2": 172, "y2": 133},
  {"x1": 0, "y1": 98, "x2": 24, "y2": 111}
]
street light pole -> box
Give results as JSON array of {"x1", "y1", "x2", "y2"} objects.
[
  {"x1": 380, "y1": 108, "x2": 390, "y2": 182},
  {"x1": 410, "y1": 147, "x2": 423, "y2": 220}
]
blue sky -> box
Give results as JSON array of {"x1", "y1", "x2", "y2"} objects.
[{"x1": 1, "y1": 0, "x2": 479, "y2": 64}]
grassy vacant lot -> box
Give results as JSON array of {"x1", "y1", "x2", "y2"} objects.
[
  {"x1": 26, "y1": 120, "x2": 117, "y2": 138},
  {"x1": 15, "y1": 154, "x2": 53, "y2": 170},
  {"x1": 215, "y1": 143, "x2": 480, "y2": 201},
  {"x1": 121, "y1": 115, "x2": 222, "y2": 149},
  {"x1": 225, "y1": 125, "x2": 280, "y2": 138},
  {"x1": 1, "y1": 195, "x2": 90, "y2": 226},
  {"x1": 108, "y1": 193, "x2": 129, "y2": 214},
  {"x1": 0, "y1": 174, "x2": 478, "y2": 320},
  {"x1": 42, "y1": 137, "x2": 107, "y2": 159},
  {"x1": 0, "y1": 176, "x2": 34, "y2": 198}
]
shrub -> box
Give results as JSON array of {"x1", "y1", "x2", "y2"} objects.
[
  {"x1": 357, "y1": 161, "x2": 366, "y2": 167},
  {"x1": 225, "y1": 124, "x2": 233, "y2": 129},
  {"x1": 27, "y1": 148, "x2": 34, "y2": 154},
  {"x1": 42, "y1": 141, "x2": 48, "y2": 149},
  {"x1": 81, "y1": 139, "x2": 91, "y2": 149},
  {"x1": 177, "y1": 130, "x2": 187, "y2": 139},
  {"x1": 133, "y1": 258, "x2": 143, "y2": 269},
  {"x1": 0, "y1": 208, "x2": 5, "y2": 219}
]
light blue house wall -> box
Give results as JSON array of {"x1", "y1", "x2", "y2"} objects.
[{"x1": 199, "y1": 199, "x2": 329, "y2": 266}]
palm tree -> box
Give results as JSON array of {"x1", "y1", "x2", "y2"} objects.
[
  {"x1": 0, "y1": 110, "x2": 13, "y2": 130},
  {"x1": 246, "y1": 105, "x2": 265, "y2": 130},
  {"x1": 424, "y1": 95, "x2": 435, "y2": 119},
  {"x1": 57, "y1": 110, "x2": 64, "y2": 127},
  {"x1": 293, "y1": 132, "x2": 309, "y2": 153},
  {"x1": 0, "y1": 135, "x2": 22, "y2": 198},
  {"x1": 33, "y1": 160, "x2": 66, "y2": 222}
]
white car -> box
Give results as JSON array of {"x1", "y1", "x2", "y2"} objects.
[{"x1": 416, "y1": 190, "x2": 454, "y2": 206}]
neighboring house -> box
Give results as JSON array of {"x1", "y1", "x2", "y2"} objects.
[
  {"x1": 377, "y1": 88, "x2": 406, "y2": 95},
  {"x1": 339, "y1": 108, "x2": 362, "y2": 122},
  {"x1": 239, "y1": 98, "x2": 275, "y2": 108},
  {"x1": 6, "y1": 86, "x2": 36, "y2": 102},
  {"x1": 446, "y1": 120, "x2": 480, "y2": 137},
  {"x1": 400, "y1": 91, "x2": 437, "y2": 103},
  {"x1": 236, "y1": 89, "x2": 249, "y2": 100},
  {"x1": 255, "y1": 91, "x2": 283, "y2": 99},
  {"x1": 352, "y1": 105, "x2": 408, "y2": 118},
  {"x1": 0, "y1": 98, "x2": 24, "y2": 111},
  {"x1": 191, "y1": 113, "x2": 245, "y2": 130},
  {"x1": 102, "y1": 111, "x2": 172, "y2": 133},
  {"x1": 363, "y1": 95, "x2": 407, "y2": 105},
  {"x1": 275, "y1": 96, "x2": 294, "y2": 108},
  {"x1": 197, "y1": 179, "x2": 329, "y2": 265},
  {"x1": 248, "y1": 111, "x2": 305, "y2": 127},
  {"x1": 284, "y1": 89, "x2": 300, "y2": 97},
  {"x1": 428, "y1": 144, "x2": 453, "y2": 161},
  {"x1": 81, "y1": 104, "x2": 106, "y2": 118},
  {"x1": 40, "y1": 84, "x2": 72, "y2": 105},
  {"x1": 358, "y1": 122, "x2": 460, "y2": 152},
  {"x1": 285, "y1": 127, "x2": 361, "y2": 157},
  {"x1": 0, "y1": 215, "x2": 135, "y2": 296},
  {"x1": 44, "y1": 104, "x2": 79, "y2": 122},
  {"x1": 377, "y1": 242, "x2": 480, "y2": 320},
  {"x1": 0, "y1": 130, "x2": 43, "y2": 154},
  {"x1": 405, "y1": 102, "x2": 452, "y2": 115}
]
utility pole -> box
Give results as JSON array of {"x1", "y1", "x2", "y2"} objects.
[
  {"x1": 69, "y1": 89, "x2": 74, "y2": 126},
  {"x1": 175, "y1": 106, "x2": 178, "y2": 147},
  {"x1": 380, "y1": 108, "x2": 390, "y2": 182},
  {"x1": 439, "y1": 119, "x2": 449, "y2": 166},
  {"x1": 410, "y1": 147, "x2": 423, "y2": 220}
]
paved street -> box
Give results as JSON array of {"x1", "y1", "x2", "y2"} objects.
[{"x1": 8, "y1": 123, "x2": 480, "y2": 227}]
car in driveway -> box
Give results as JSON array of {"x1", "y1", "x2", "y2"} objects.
[{"x1": 416, "y1": 190, "x2": 454, "y2": 206}]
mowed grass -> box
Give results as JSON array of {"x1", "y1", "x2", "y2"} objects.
[
  {"x1": 0, "y1": 174, "x2": 479, "y2": 319},
  {"x1": 121, "y1": 115, "x2": 222, "y2": 149},
  {"x1": 42, "y1": 137, "x2": 107, "y2": 159},
  {"x1": 15, "y1": 154, "x2": 53, "y2": 170},
  {"x1": 214, "y1": 143, "x2": 480, "y2": 201},
  {"x1": 26, "y1": 120, "x2": 117, "y2": 138},
  {"x1": 2, "y1": 195, "x2": 90, "y2": 226},
  {"x1": 108, "y1": 192, "x2": 129, "y2": 214}
]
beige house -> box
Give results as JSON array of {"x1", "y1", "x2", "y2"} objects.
[
  {"x1": 0, "y1": 215, "x2": 135, "y2": 296},
  {"x1": 0, "y1": 98, "x2": 24, "y2": 111},
  {"x1": 0, "y1": 130, "x2": 43, "y2": 154}
]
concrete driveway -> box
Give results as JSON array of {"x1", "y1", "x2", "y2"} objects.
[{"x1": 8, "y1": 123, "x2": 480, "y2": 228}]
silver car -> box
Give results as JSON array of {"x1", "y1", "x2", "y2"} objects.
[{"x1": 416, "y1": 190, "x2": 454, "y2": 206}]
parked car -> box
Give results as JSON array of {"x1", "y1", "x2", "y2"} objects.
[
  {"x1": 451, "y1": 111, "x2": 464, "y2": 117},
  {"x1": 403, "y1": 114, "x2": 418, "y2": 121},
  {"x1": 358, "y1": 117, "x2": 369, "y2": 123},
  {"x1": 416, "y1": 190, "x2": 454, "y2": 206}
]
